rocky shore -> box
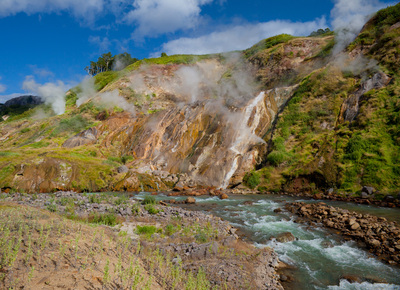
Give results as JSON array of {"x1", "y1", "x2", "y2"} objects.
[
  {"x1": 280, "y1": 186, "x2": 400, "y2": 208},
  {"x1": 1, "y1": 191, "x2": 283, "y2": 289},
  {"x1": 285, "y1": 201, "x2": 400, "y2": 266}
]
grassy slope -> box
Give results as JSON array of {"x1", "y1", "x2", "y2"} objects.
[{"x1": 254, "y1": 3, "x2": 400, "y2": 195}]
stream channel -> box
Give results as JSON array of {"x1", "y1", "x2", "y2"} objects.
[{"x1": 135, "y1": 192, "x2": 400, "y2": 289}]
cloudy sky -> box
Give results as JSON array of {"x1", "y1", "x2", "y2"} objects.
[{"x1": 0, "y1": 0, "x2": 394, "y2": 103}]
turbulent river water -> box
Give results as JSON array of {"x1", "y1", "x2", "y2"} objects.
[{"x1": 135, "y1": 192, "x2": 400, "y2": 290}]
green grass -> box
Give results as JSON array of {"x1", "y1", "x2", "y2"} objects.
[
  {"x1": 50, "y1": 115, "x2": 92, "y2": 137},
  {"x1": 243, "y1": 34, "x2": 296, "y2": 58},
  {"x1": 124, "y1": 54, "x2": 214, "y2": 72},
  {"x1": 93, "y1": 71, "x2": 119, "y2": 91},
  {"x1": 88, "y1": 212, "x2": 119, "y2": 226}
]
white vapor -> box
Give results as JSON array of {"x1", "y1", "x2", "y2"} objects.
[
  {"x1": 97, "y1": 90, "x2": 136, "y2": 115},
  {"x1": 76, "y1": 76, "x2": 96, "y2": 107},
  {"x1": 156, "y1": 18, "x2": 327, "y2": 55},
  {"x1": 0, "y1": 77, "x2": 6, "y2": 93},
  {"x1": 330, "y1": 0, "x2": 392, "y2": 54},
  {"x1": 124, "y1": 0, "x2": 213, "y2": 37},
  {"x1": 22, "y1": 76, "x2": 68, "y2": 115}
]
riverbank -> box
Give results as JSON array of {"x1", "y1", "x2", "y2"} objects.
[
  {"x1": 285, "y1": 201, "x2": 400, "y2": 266},
  {"x1": 165, "y1": 185, "x2": 400, "y2": 209},
  {"x1": 0, "y1": 191, "x2": 283, "y2": 289}
]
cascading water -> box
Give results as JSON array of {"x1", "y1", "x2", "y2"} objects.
[{"x1": 220, "y1": 92, "x2": 266, "y2": 189}]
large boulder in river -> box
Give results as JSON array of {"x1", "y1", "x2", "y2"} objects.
[
  {"x1": 275, "y1": 232, "x2": 295, "y2": 243},
  {"x1": 185, "y1": 197, "x2": 196, "y2": 204}
]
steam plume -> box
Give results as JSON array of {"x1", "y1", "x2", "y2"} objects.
[{"x1": 22, "y1": 76, "x2": 68, "y2": 115}]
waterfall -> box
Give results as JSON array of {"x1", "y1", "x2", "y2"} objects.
[{"x1": 220, "y1": 92, "x2": 265, "y2": 189}]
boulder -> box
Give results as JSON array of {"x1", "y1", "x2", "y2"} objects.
[
  {"x1": 350, "y1": 223, "x2": 360, "y2": 230},
  {"x1": 185, "y1": 197, "x2": 196, "y2": 204},
  {"x1": 219, "y1": 193, "x2": 229, "y2": 200},
  {"x1": 361, "y1": 186, "x2": 375, "y2": 195},
  {"x1": 368, "y1": 239, "x2": 381, "y2": 248},
  {"x1": 117, "y1": 165, "x2": 129, "y2": 173},
  {"x1": 383, "y1": 195, "x2": 395, "y2": 202},
  {"x1": 361, "y1": 192, "x2": 369, "y2": 199},
  {"x1": 275, "y1": 232, "x2": 295, "y2": 243}
]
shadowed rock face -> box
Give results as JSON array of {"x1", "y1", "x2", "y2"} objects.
[{"x1": 338, "y1": 71, "x2": 391, "y2": 123}]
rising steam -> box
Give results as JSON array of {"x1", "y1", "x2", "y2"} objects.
[{"x1": 22, "y1": 76, "x2": 68, "y2": 115}]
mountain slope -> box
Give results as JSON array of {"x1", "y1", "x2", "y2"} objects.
[{"x1": 0, "y1": 3, "x2": 399, "y2": 196}]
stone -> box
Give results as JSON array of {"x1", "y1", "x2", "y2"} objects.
[
  {"x1": 361, "y1": 192, "x2": 369, "y2": 199},
  {"x1": 275, "y1": 232, "x2": 295, "y2": 243},
  {"x1": 219, "y1": 193, "x2": 229, "y2": 199},
  {"x1": 185, "y1": 197, "x2": 196, "y2": 204},
  {"x1": 327, "y1": 188, "x2": 334, "y2": 195},
  {"x1": 351, "y1": 223, "x2": 360, "y2": 230},
  {"x1": 368, "y1": 239, "x2": 381, "y2": 248},
  {"x1": 361, "y1": 186, "x2": 375, "y2": 195},
  {"x1": 383, "y1": 195, "x2": 395, "y2": 202},
  {"x1": 117, "y1": 165, "x2": 129, "y2": 173},
  {"x1": 348, "y1": 218, "x2": 357, "y2": 226}
]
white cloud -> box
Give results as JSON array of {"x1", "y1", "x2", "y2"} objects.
[
  {"x1": 331, "y1": 0, "x2": 393, "y2": 54},
  {"x1": 0, "y1": 93, "x2": 22, "y2": 104},
  {"x1": 89, "y1": 36, "x2": 112, "y2": 51},
  {"x1": 22, "y1": 76, "x2": 69, "y2": 115},
  {"x1": 157, "y1": 18, "x2": 327, "y2": 55},
  {"x1": 124, "y1": 0, "x2": 213, "y2": 37},
  {"x1": 0, "y1": 0, "x2": 110, "y2": 24},
  {"x1": 28, "y1": 65, "x2": 54, "y2": 78}
]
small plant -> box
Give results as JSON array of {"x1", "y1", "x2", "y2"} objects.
[
  {"x1": 103, "y1": 259, "x2": 110, "y2": 285},
  {"x1": 131, "y1": 203, "x2": 140, "y2": 215},
  {"x1": 144, "y1": 204, "x2": 159, "y2": 215},
  {"x1": 89, "y1": 213, "x2": 119, "y2": 226},
  {"x1": 136, "y1": 225, "x2": 162, "y2": 238},
  {"x1": 164, "y1": 224, "x2": 180, "y2": 236},
  {"x1": 142, "y1": 195, "x2": 156, "y2": 205},
  {"x1": 46, "y1": 203, "x2": 57, "y2": 212}
]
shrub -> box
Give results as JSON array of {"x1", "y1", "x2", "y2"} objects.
[
  {"x1": 144, "y1": 204, "x2": 159, "y2": 214},
  {"x1": 243, "y1": 171, "x2": 261, "y2": 189},
  {"x1": 164, "y1": 224, "x2": 180, "y2": 236},
  {"x1": 88, "y1": 213, "x2": 119, "y2": 226},
  {"x1": 142, "y1": 195, "x2": 156, "y2": 205},
  {"x1": 136, "y1": 225, "x2": 162, "y2": 238},
  {"x1": 51, "y1": 115, "x2": 91, "y2": 137},
  {"x1": 46, "y1": 203, "x2": 57, "y2": 212}
]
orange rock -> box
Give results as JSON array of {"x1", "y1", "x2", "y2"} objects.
[{"x1": 219, "y1": 193, "x2": 228, "y2": 199}]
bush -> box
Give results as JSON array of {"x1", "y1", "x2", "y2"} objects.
[
  {"x1": 46, "y1": 203, "x2": 57, "y2": 212},
  {"x1": 243, "y1": 171, "x2": 261, "y2": 189},
  {"x1": 89, "y1": 213, "x2": 119, "y2": 226},
  {"x1": 142, "y1": 195, "x2": 156, "y2": 205},
  {"x1": 136, "y1": 225, "x2": 162, "y2": 238},
  {"x1": 51, "y1": 115, "x2": 91, "y2": 137},
  {"x1": 144, "y1": 204, "x2": 159, "y2": 214},
  {"x1": 164, "y1": 224, "x2": 180, "y2": 236}
]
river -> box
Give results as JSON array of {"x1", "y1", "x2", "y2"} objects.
[{"x1": 135, "y1": 192, "x2": 400, "y2": 289}]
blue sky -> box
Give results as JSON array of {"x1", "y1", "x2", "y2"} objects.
[{"x1": 0, "y1": 0, "x2": 395, "y2": 103}]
